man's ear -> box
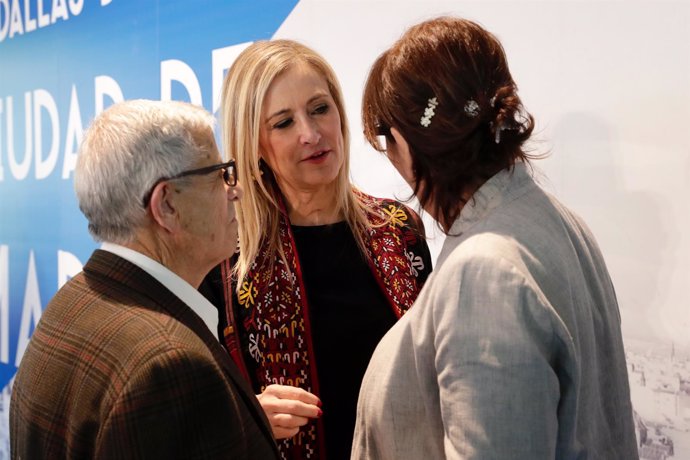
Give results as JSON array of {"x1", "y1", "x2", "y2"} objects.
[{"x1": 148, "y1": 182, "x2": 178, "y2": 232}]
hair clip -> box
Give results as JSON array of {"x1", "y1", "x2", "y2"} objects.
[
  {"x1": 492, "y1": 121, "x2": 508, "y2": 144},
  {"x1": 420, "y1": 97, "x2": 439, "y2": 127},
  {"x1": 464, "y1": 100, "x2": 480, "y2": 117}
]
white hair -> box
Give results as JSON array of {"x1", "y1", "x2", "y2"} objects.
[{"x1": 74, "y1": 99, "x2": 216, "y2": 243}]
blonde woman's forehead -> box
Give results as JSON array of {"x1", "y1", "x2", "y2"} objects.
[{"x1": 262, "y1": 65, "x2": 332, "y2": 116}]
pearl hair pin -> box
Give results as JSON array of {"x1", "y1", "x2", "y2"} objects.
[{"x1": 420, "y1": 97, "x2": 439, "y2": 127}]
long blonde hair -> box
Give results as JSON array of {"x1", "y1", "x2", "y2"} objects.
[{"x1": 220, "y1": 39, "x2": 372, "y2": 285}]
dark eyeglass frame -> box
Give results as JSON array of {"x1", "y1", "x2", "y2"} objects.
[
  {"x1": 142, "y1": 159, "x2": 236, "y2": 207},
  {"x1": 373, "y1": 123, "x2": 394, "y2": 153},
  {"x1": 375, "y1": 123, "x2": 391, "y2": 137}
]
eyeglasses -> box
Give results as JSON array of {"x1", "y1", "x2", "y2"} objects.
[
  {"x1": 374, "y1": 123, "x2": 392, "y2": 152},
  {"x1": 142, "y1": 159, "x2": 237, "y2": 207},
  {"x1": 375, "y1": 123, "x2": 391, "y2": 137}
]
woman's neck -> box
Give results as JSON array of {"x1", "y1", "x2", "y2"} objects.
[
  {"x1": 421, "y1": 181, "x2": 482, "y2": 233},
  {"x1": 280, "y1": 183, "x2": 343, "y2": 226}
]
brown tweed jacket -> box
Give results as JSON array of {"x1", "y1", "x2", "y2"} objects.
[{"x1": 10, "y1": 250, "x2": 279, "y2": 459}]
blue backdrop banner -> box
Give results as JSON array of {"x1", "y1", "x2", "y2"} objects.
[{"x1": 0, "y1": 1, "x2": 298, "y2": 453}]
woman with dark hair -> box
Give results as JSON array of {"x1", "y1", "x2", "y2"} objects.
[{"x1": 352, "y1": 17, "x2": 637, "y2": 459}]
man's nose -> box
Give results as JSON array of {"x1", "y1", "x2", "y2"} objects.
[{"x1": 228, "y1": 181, "x2": 243, "y2": 201}]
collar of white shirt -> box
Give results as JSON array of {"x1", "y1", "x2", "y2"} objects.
[{"x1": 100, "y1": 242, "x2": 219, "y2": 341}]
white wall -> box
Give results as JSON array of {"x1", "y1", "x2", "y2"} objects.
[{"x1": 277, "y1": 0, "x2": 690, "y2": 347}]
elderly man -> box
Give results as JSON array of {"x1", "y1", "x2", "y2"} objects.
[{"x1": 10, "y1": 100, "x2": 279, "y2": 459}]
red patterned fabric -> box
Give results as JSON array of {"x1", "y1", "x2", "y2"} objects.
[{"x1": 220, "y1": 191, "x2": 431, "y2": 459}]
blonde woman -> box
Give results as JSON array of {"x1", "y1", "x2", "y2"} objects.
[{"x1": 201, "y1": 40, "x2": 432, "y2": 460}]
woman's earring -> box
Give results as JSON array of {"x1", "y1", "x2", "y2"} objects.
[{"x1": 256, "y1": 159, "x2": 266, "y2": 180}]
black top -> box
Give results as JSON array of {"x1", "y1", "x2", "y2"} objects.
[{"x1": 291, "y1": 221, "x2": 397, "y2": 460}]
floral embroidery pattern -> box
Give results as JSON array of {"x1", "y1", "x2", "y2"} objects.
[
  {"x1": 406, "y1": 250, "x2": 425, "y2": 277},
  {"x1": 238, "y1": 280, "x2": 257, "y2": 307}
]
